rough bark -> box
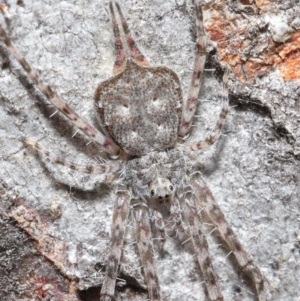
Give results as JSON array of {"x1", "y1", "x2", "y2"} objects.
[{"x1": 0, "y1": 0, "x2": 299, "y2": 300}]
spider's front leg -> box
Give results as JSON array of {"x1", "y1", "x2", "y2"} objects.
[
  {"x1": 132, "y1": 202, "x2": 161, "y2": 301},
  {"x1": 100, "y1": 191, "x2": 131, "y2": 301},
  {"x1": 150, "y1": 208, "x2": 166, "y2": 246},
  {"x1": 191, "y1": 174, "x2": 267, "y2": 301},
  {"x1": 184, "y1": 193, "x2": 224, "y2": 301}
]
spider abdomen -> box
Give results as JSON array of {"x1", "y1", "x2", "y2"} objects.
[{"x1": 95, "y1": 60, "x2": 183, "y2": 156}]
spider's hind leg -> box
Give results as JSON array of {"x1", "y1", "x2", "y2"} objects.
[
  {"x1": 0, "y1": 25, "x2": 120, "y2": 155},
  {"x1": 111, "y1": 1, "x2": 149, "y2": 68},
  {"x1": 109, "y1": 1, "x2": 126, "y2": 75},
  {"x1": 185, "y1": 71, "x2": 229, "y2": 152},
  {"x1": 179, "y1": 0, "x2": 207, "y2": 136}
]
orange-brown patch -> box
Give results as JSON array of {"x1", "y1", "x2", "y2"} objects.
[
  {"x1": 277, "y1": 32, "x2": 300, "y2": 80},
  {"x1": 206, "y1": 7, "x2": 300, "y2": 82}
]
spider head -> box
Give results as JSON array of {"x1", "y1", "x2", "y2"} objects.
[{"x1": 149, "y1": 176, "x2": 174, "y2": 202}]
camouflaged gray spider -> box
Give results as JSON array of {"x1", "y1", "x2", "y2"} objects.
[{"x1": 0, "y1": 1, "x2": 267, "y2": 301}]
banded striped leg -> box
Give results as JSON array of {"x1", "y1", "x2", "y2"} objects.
[
  {"x1": 185, "y1": 71, "x2": 229, "y2": 151},
  {"x1": 191, "y1": 174, "x2": 267, "y2": 301},
  {"x1": 100, "y1": 192, "x2": 131, "y2": 301},
  {"x1": 133, "y1": 203, "x2": 161, "y2": 301},
  {"x1": 170, "y1": 196, "x2": 185, "y2": 232},
  {"x1": 184, "y1": 193, "x2": 223, "y2": 301},
  {"x1": 179, "y1": 0, "x2": 206, "y2": 136},
  {"x1": 23, "y1": 138, "x2": 120, "y2": 175},
  {"x1": 0, "y1": 27, "x2": 120, "y2": 156},
  {"x1": 113, "y1": 2, "x2": 149, "y2": 67},
  {"x1": 109, "y1": 2, "x2": 126, "y2": 75},
  {"x1": 150, "y1": 208, "x2": 166, "y2": 246}
]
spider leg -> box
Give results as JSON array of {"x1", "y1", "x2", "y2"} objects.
[
  {"x1": 100, "y1": 192, "x2": 131, "y2": 301},
  {"x1": 179, "y1": 0, "x2": 206, "y2": 136},
  {"x1": 23, "y1": 138, "x2": 120, "y2": 174},
  {"x1": 191, "y1": 174, "x2": 267, "y2": 301},
  {"x1": 185, "y1": 71, "x2": 229, "y2": 151},
  {"x1": 150, "y1": 208, "x2": 166, "y2": 246},
  {"x1": 170, "y1": 196, "x2": 185, "y2": 232},
  {"x1": 132, "y1": 202, "x2": 161, "y2": 301},
  {"x1": 184, "y1": 192, "x2": 224, "y2": 301},
  {"x1": 0, "y1": 27, "x2": 120, "y2": 156},
  {"x1": 113, "y1": 2, "x2": 149, "y2": 67},
  {"x1": 109, "y1": 2, "x2": 126, "y2": 75}
]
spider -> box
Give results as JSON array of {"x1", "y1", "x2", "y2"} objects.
[{"x1": 0, "y1": 1, "x2": 267, "y2": 300}]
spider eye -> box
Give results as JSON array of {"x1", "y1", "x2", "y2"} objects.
[
  {"x1": 151, "y1": 190, "x2": 155, "y2": 196},
  {"x1": 169, "y1": 185, "x2": 173, "y2": 191},
  {"x1": 158, "y1": 196, "x2": 163, "y2": 200}
]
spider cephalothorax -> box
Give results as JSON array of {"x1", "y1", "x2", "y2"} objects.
[
  {"x1": 124, "y1": 149, "x2": 187, "y2": 199},
  {"x1": 0, "y1": 1, "x2": 267, "y2": 301},
  {"x1": 149, "y1": 175, "x2": 174, "y2": 201}
]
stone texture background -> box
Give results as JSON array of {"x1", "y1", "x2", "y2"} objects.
[{"x1": 0, "y1": 0, "x2": 300, "y2": 300}]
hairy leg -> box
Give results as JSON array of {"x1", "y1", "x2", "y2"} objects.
[
  {"x1": 179, "y1": 0, "x2": 206, "y2": 136},
  {"x1": 0, "y1": 27, "x2": 120, "y2": 155},
  {"x1": 185, "y1": 71, "x2": 229, "y2": 151},
  {"x1": 170, "y1": 196, "x2": 185, "y2": 233},
  {"x1": 109, "y1": 2, "x2": 126, "y2": 75},
  {"x1": 24, "y1": 138, "x2": 120, "y2": 175},
  {"x1": 184, "y1": 192, "x2": 224, "y2": 301},
  {"x1": 150, "y1": 208, "x2": 166, "y2": 246},
  {"x1": 114, "y1": 2, "x2": 149, "y2": 67},
  {"x1": 100, "y1": 192, "x2": 131, "y2": 301},
  {"x1": 132, "y1": 202, "x2": 161, "y2": 301},
  {"x1": 191, "y1": 174, "x2": 267, "y2": 301}
]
